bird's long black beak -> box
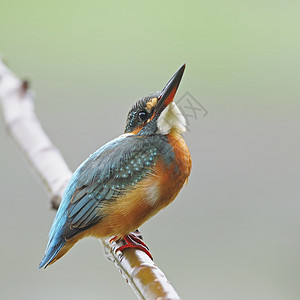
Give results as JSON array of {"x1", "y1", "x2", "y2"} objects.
[{"x1": 156, "y1": 64, "x2": 186, "y2": 114}]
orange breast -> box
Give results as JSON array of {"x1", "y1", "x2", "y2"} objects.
[
  {"x1": 84, "y1": 131, "x2": 191, "y2": 239},
  {"x1": 155, "y1": 131, "x2": 192, "y2": 209}
]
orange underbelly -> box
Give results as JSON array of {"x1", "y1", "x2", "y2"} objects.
[{"x1": 84, "y1": 131, "x2": 191, "y2": 238}]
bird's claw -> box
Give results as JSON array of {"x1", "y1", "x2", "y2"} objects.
[{"x1": 113, "y1": 231, "x2": 153, "y2": 260}]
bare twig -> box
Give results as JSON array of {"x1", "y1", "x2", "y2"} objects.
[{"x1": 0, "y1": 60, "x2": 181, "y2": 300}]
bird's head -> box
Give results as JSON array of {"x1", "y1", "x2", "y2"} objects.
[{"x1": 125, "y1": 64, "x2": 186, "y2": 136}]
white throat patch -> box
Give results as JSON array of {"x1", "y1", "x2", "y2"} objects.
[{"x1": 157, "y1": 102, "x2": 186, "y2": 135}]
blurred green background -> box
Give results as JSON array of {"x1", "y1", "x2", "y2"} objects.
[{"x1": 1, "y1": 1, "x2": 299, "y2": 299}]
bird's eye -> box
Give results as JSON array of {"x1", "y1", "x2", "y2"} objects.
[{"x1": 138, "y1": 110, "x2": 148, "y2": 121}]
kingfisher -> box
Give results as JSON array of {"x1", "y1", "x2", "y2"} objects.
[{"x1": 39, "y1": 64, "x2": 192, "y2": 268}]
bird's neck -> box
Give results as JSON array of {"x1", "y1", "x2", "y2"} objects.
[{"x1": 157, "y1": 102, "x2": 186, "y2": 135}]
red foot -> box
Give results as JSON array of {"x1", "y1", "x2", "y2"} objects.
[{"x1": 114, "y1": 231, "x2": 153, "y2": 260}]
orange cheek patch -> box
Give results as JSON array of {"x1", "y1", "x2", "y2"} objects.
[{"x1": 130, "y1": 126, "x2": 143, "y2": 135}]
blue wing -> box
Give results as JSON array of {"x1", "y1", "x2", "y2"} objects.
[{"x1": 39, "y1": 134, "x2": 173, "y2": 268}]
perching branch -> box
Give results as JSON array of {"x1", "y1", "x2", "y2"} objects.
[{"x1": 0, "y1": 60, "x2": 181, "y2": 300}]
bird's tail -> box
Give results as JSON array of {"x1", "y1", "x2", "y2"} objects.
[
  {"x1": 39, "y1": 232, "x2": 74, "y2": 269},
  {"x1": 39, "y1": 233, "x2": 80, "y2": 268},
  {"x1": 39, "y1": 236, "x2": 66, "y2": 269}
]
